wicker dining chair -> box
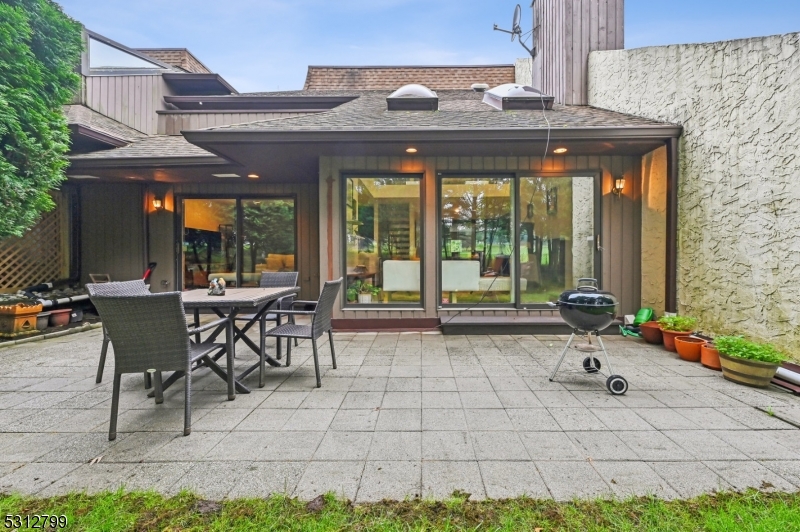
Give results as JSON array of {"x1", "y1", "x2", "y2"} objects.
[
  {"x1": 87, "y1": 280, "x2": 151, "y2": 385},
  {"x1": 262, "y1": 278, "x2": 342, "y2": 388},
  {"x1": 233, "y1": 271, "x2": 299, "y2": 359},
  {"x1": 90, "y1": 292, "x2": 234, "y2": 440}
]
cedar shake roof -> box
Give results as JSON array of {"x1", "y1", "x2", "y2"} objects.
[
  {"x1": 136, "y1": 48, "x2": 212, "y2": 74},
  {"x1": 69, "y1": 135, "x2": 215, "y2": 160},
  {"x1": 206, "y1": 90, "x2": 674, "y2": 132},
  {"x1": 303, "y1": 65, "x2": 516, "y2": 90},
  {"x1": 64, "y1": 105, "x2": 148, "y2": 142}
]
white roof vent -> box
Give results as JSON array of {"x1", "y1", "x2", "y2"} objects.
[
  {"x1": 482, "y1": 83, "x2": 554, "y2": 110},
  {"x1": 387, "y1": 84, "x2": 438, "y2": 111}
]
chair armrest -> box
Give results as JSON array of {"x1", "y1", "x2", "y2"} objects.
[
  {"x1": 187, "y1": 317, "x2": 229, "y2": 335},
  {"x1": 291, "y1": 300, "x2": 318, "y2": 308},
  {"x1": 270, "y1": 309, "x2": 316, "y2": 316}
]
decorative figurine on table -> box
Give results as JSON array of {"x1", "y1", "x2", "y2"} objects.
[{"x1": 208, "y1": 277, "x2": 226, "y2": 296}]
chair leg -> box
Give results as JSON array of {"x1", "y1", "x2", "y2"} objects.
[
  {"x1": 96, "y1": 334, "x2": 109, "y2": 384},
  {"x1": 184, "y1": 370, "x2": 192, "y2": 436},
  {"x1": 153, "y1": 370, "x2": 164, "y2": 404},
  {"x1": 291, "y1": 315, "x2": 298, "y2": 346},
  {"x1": 328, "y1": 329, "x2": 337, "y2": 370},
  {"x1": 109, "y1": 373, "x2": 122, "y2": 441},
  {"x1": 276, "y1": 315, "x2": 282, "y2": 360},
  {"x1": 286, "y1": 337, "x2": 292, "y2": 367},
  {"x1": 311, "y1": 337, "x2": 321, "y2": 388},
  {"x1": 226, "y1": 320, "x2": 236, "y2": 401}
]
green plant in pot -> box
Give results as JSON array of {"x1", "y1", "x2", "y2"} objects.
[
  {"x1": 714, "y1": 336, "x2": 787, "y2": 388},
  {"x1": 657, "y1": 315, "x2": 697, "y2": 352},
  {"x1": 353, "y1": 281, "x2": 380, "y2": 304}
]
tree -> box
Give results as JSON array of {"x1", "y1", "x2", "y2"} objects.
[{"x1": 0, "y1": 0, "x2": 82, "y2": 238}]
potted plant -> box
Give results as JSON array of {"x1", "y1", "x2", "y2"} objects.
[
  {"x1": 657, "y1": 316, "x2": 697, "y2": 352},
  {"x1": 0, "y1": 302, "x2": 43, "y2": 338},
  {"x1": 714, "y1": 336, "x2": 787, "y2": 388},
  {"x1": 701, "y1": 341, "x2": 722, "y2": 371},
  {"x1": 354, "y1": 281, "x2": 380, "y2": 304},
  {"x1": 346, "y1": 285, "x2": 358, "y2": 303}
]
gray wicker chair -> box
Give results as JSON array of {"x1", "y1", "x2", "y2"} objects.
[
  {"x1": 90, "y1": 292, "x2": 234, "y2": 440},
  {"x1": 234, "y1": 272, "x2": 299, "y2": 359},
  {"x1": 263, "y1": 278, "x2": 342, "y2": 388},
  {"x1": 87, "y1": 280, "x2": 151, "y2": 385}
]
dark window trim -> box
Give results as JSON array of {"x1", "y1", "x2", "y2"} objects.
[
  {"x1": 340, "y1": 172, "x2": 426, "y2": 310},
  {"x1": 175, "y1": 193, "x2": 298, "y2": 290}
]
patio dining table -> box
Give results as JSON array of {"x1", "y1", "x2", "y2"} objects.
[{"x1": 152, "y1": 286, "x2": 299, "y2": 396}]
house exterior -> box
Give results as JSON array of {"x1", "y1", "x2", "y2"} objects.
[{"x1": 0, "y1": 4, "x2": 688, "y2": 335}]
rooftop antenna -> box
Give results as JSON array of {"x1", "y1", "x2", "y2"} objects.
[{"x1": 493, "y1": 3, "x2": 536, "y2": 59}]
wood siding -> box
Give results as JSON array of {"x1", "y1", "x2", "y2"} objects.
[
  {"x1": 533, "y1": 0, "x2": 624, "y2": 105},
  {"x1": 83, "y1": 75, "x2": 173, "y2": 134},
  {"x1": 320, "y1": 154, "x2": 642, "y2": 321},
  {"x1": 158, "y1": 112, "x2": 309, "y2": 135},
  {"x1": 79, "y1": 184, "x2": 146, "y2": 285}
]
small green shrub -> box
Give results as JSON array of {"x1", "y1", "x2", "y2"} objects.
[
  {"x1": 657, "y1": 315, "x2": 697, "y2": 332},
  {"x1": 714, "y1": 336, "x2": 787, "y2": 365}
]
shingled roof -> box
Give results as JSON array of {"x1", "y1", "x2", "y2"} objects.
[
  {"x1": 304, "y1": 65, "x2": 516, "y2": 90},
  {"x1": 64, "y1": 105, "x2": 148, "y2": 143},
  {"x1": 135, "y1": 48, "x2": 212, "y2": 74},
  {"x1": 203, "y1": 90, "x2": 674, "y2": 132},
  {"x1": 69, "y1": 135, "x2": 217, "y2": 161}
]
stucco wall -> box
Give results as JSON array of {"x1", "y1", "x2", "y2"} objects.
[
  {"x1": 589, "y1": 33, "x2": 800, "y2": 355},
  {"x1": 641, "y1": 146, "x2": 667, "y2": 316}
]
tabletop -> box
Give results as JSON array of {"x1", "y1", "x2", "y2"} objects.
[{"x1": 180, "y1": 287, "x2": 299, "y2": 309}]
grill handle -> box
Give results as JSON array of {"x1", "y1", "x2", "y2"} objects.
[{"x1": 576, "y1": 278, "x2": 599, "y2": 292}]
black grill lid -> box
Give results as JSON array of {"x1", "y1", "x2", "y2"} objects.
[{"x1": 557, "y1": 279, "x2": 618, "y2": 307}]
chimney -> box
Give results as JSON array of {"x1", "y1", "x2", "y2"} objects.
[{"x1": 531, "y1": 0, "x2": 624, "y2": 105}]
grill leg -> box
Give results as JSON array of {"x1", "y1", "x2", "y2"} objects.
[
  {"x1": 549, "y1": 333, "x2": 575, "y2": 382},
  {"x1": 596, "y1": 334, "x2": 614, "y2": 375}
]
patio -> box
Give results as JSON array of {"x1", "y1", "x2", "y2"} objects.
[{"x1": 0, "y1": 327, "x2": 799, "y2": 502}]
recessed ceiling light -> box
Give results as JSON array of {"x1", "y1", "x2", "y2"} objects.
[
  {"x1": 212, "y1": 173, "x2": 240, "y2": 178},
  {"x1": 247, "y1": 174, "x2": 259, "y2": 179},
  {"x1": 553, "y1": 147, "x2": 568, "y2": 154},
  {"x1": 406, "y1": 147, "x2": 418, "y2": 154},
  {"x1": 68, "y1": 175, "x2": 100, "y2": 179}
]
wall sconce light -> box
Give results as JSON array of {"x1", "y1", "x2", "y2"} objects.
[
  {"x1": 152, "y1": 197, "x2": 164, "y2": 211},
  {"x1": 612, "y1": 175, "x2": 626, "y2": 196}
]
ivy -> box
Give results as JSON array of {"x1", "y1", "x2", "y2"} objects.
[{"x1": 0, "y1": 0, "x2": 82, "y2": 238}]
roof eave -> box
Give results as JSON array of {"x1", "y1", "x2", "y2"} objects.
[
  {"x1": 68, "y1": 124, "x2": 129, "y2": 148},
  {"x1": 183, "y1": 126, "x2": 683, "y2": 145},
  {"x1": 68, "y1": 155, "x2": 230, "y2": 168}
]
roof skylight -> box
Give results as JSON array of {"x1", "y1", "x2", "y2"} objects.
[
  {"x1": 387, "y1": 84, "x2": 438, "y2": 111},
  {"x1": 482, "y1": 84, "x2": 554, "y2": 111}
]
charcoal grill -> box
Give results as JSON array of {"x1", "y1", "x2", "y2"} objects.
[{"x1": 548, "y1": 278, "x2": 628, "y2": 395}]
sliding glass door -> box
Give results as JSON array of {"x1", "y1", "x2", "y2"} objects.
[
  {"x1": 437, "y1": 174, "x2": 598, "y2": 308},
  {"x1": 181, "y1": 197, "x2": 296, "y2": 290}
]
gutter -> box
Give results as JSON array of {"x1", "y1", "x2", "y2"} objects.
[{"x1": 67, "y1": 155, "x2": 230, "y2": 168}]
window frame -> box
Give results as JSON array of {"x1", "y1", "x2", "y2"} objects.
[
  {"x1": 340, "y1": 172, "x2": 426, "y2": 310},
  {"x1": 175, "y1": 194, "x2": 298, "y2": 290}
]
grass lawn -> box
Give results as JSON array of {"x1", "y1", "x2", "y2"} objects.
[{"x1": 2, "y1": 490, "x2": 799, "y2": 531}]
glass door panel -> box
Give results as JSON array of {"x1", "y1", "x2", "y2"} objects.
[
  {"x1": 241, "y1": 199, "x2": 296, "y2": 287},
  {"x1": 182, "y1": 199, "x2": 237, "y2": 290},
  {"x1": 518, "y1": 176, "x2": 594, "y2": 305},
  {"x1": 440, "y1": 177, "x2": 514, "y2": 304}
]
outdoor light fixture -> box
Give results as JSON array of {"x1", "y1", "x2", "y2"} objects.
[
  {"x1": 406, "y1": 147, "x2": 418, "y2": 154},
  {"x1": 553, "y1": 147, "x2": 568, "y2": 154},
  {"x1": 612, "y1": 175, "x2": 626, "y2": 196},
  {"x1": 247, "y1": 173, "x2": 259, "y2": 179},
  {"x1": 152, "y1": 197, "x2": 164, "y2": 210}
]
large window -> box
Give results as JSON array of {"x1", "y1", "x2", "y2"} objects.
[
  {"x1": 182, "y1": 197, "x2": 296, "y2": 289},
  {"x1": 440, "y1": 177, "x2": 514, "y2": 304},
  {"x1": 344, "y1": 176, "x2": 422, "y2": 305}
]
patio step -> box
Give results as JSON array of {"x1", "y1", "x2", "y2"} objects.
[{"x1": 440, "y1": 316, "x2": 622, "y2": 336}]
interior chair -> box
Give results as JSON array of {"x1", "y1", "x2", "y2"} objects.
[
  {"x1": 90, "y1": 292, "x2": 233, "y2": 440},
  {"x1": 234, "y1": 271, "x2": 299, "y2": 359},
  {"x1": 262, "y1": 278, "x2": 342, "y2": 388},
  {"x1": 87, "y1": 280, "x2": 151, "y2": 385}
]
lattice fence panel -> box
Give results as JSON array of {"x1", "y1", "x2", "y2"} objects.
[{"x1": 0, "y1": 199, "x2": 66, "y2": 292}]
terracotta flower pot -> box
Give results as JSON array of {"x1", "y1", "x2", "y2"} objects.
[
  {"x1": 0, "y1": 303, "x2": 43, "y2": 338},
  {"x1": 701, "y1": 344, "x2": 722, "y2": 371},
  {"x1": 49, "y1": 309, "x2": 71, "y2": 327},
  {"x1": 718, "y1": 352, "x2": 779, "y2": 388},
  {"x1": 639, "y1": 321, "x2": 663, "y2": 344},
  {"x1": 674, "y1": 336, "x2": 704, "y2": 362},
  {"x1": 661, "y1": 329, "x2": 692, "y2": 352}
]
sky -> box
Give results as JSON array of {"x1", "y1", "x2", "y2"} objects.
[{"x1": 57, "y1": 0, "x2": 800, "y2": 93}]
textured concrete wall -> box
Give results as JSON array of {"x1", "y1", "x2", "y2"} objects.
[
  {"x1": 641, "y1": 146, "x2": 667, "y2": 315},
  {"x1": 589, "y1": 33, "x2": 800, "y2": 355}
]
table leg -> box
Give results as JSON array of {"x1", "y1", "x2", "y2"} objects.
[{"x1": 193, "y1": 308, "x2": 201, "y2": 344}]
